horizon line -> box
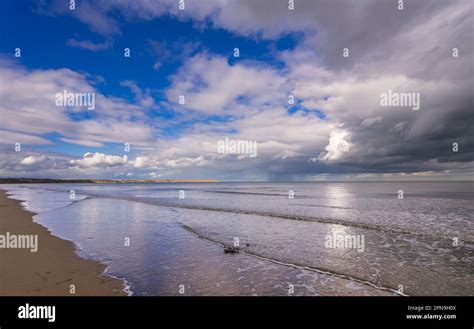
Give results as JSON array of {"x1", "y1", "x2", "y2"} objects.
[{"x1": 0, "y1": 178, "x2": 472, "y2": 183}]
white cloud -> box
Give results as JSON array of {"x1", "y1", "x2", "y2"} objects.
[
  {"x1": 134, "y1": 155, "x2": 209, "y2": 169},
  {"x1": 134, "y1": 156, "x2": 149, "y2": 169},
  {"x1": 20, "y1": 155, "x2": 46, "y2": 166},
  {"x1": 70, "y1": 152, "x2": 128, "y2": 168},
  {"x1": 59, "y1": 138, "x2": 105, "y2": 148},
  {"x1": 66, "y1": 38, "x2": 111, "y2": 51},
  {"x1": 0, "y1": 60, "x2": 156, "y2": 148},
  {"x1": 166, "y1": 53, "x2": 288, "y2": 115},
  {"x1": 319, "y1": 130, "x2": 351, "y2": 161},
  {"x1": 120, "y1": 80, "x2": 156, "y2": 108},
  {"x1": 0, "y1": 129, "x2": 53, "y2": 145}
]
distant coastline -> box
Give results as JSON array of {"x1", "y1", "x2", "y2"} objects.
[{"x1": 0, "y1": 178, "x2": 219, "y2": 184}]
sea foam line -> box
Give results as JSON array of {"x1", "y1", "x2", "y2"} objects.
[
  {"x1": 10, "y1": 185, "x2": 472, "y2": 244},
  {"x1": 181, "y1": 224, "x2": 408, "y2": 297}
]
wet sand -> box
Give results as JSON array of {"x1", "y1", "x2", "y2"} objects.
[{"x1": 0, "y1": 190, "x2": 126, "y2": 296}]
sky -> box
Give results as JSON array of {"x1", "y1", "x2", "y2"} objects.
[{"x1": 0, "y1": 0, "x2": 472, "y2": 181}]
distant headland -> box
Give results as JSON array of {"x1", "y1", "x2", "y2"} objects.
[{"x1": 0, "y1": 178, "x2": 219, "y2": 184}]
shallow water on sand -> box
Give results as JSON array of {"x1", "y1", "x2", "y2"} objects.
[{"x1": 2, "y1": 182, "x2": 473, "y2": 296}]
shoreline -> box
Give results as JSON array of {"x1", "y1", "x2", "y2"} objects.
[{"x1": 0, "y1": 190, "x2": 127, "y2": 296}]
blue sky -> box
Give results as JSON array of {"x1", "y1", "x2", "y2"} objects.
[
  {"x1": 0, "y1": 1, "x2": 296, "y2": 95},
  {"x1": 0, "y1": 0, "x2": 302, "y2": 159},
  {"x1": 0, "y1": 0, "x2": 472, "y2": 180}
]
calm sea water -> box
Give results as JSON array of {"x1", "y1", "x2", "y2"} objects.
[{"x1": 2, "y1": 182, "x2": 473, "y2": 296}]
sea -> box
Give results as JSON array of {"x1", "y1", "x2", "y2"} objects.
[{"x1": 1, "y1": 181, "x2": 473, "y2": 296}]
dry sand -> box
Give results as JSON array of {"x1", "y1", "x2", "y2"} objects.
[{"x1": 0, "y1": 190, "x2": 126, "y2": 296}]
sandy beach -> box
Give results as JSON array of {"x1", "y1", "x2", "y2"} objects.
[{"x1": 0, "y1": 190, "x2": 126, "y2": 296}]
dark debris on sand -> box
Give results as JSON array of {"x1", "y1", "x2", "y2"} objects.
[{"x1": 223, "y1": 243, "x2": 250, "y2": 254}]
